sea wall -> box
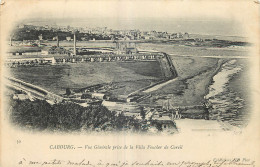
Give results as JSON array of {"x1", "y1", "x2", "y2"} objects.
[{"x1": 157, "y1": 53, "x2": 178, "y2": 79}]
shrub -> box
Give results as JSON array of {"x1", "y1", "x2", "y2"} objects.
[{"x1": 9, "y1": 98, "x2": 141, "y2": 132}]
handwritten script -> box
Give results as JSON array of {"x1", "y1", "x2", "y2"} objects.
[{"x1": 18, "y1": 158, "x2": 255, "y2": 167}]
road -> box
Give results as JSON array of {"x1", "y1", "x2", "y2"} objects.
[
  {"x1": 143, "y1": 77, "x2": 179, "y2": 93},
  {"x1": 169, "y1": 54, "x2": 250, "y2": 59},
  {"x1": 5, "y1": 77, "x2": 64, "y2": 103}
]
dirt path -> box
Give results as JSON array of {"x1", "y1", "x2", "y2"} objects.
[
  {"x1": 143, "y1": 77, "x2": 179, "y2": 93},
  {"x1": 169, "y1": 54, "x2": 249, "y2": 59}
]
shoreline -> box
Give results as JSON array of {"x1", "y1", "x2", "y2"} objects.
[
  {"x1": 204, "y1": 59, "x2": 249, "y2": 127},
  {"x1": 203, "y1": 59, "x2": 228, "y2": 101}
]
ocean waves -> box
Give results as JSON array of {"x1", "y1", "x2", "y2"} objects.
[{"x1": 205, "y1": 59, "x2": 249, "y2": 128}]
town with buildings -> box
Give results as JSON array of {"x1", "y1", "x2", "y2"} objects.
[
  {"x1": 5, "y1": 23, "x2": 248, "y2": 134},
  {"x1": 14, "y1": 24, "x2": 190, "y2": 41}
]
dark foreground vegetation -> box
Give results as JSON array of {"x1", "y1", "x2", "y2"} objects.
[{"x1": 9, "y1": 98, "x2": 141, "y2": 132}]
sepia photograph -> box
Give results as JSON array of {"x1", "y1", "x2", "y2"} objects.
[
  {"x1": 0, "y1": 1, "x2": 259, "y2": 167},
  {"x1": 4, "y1": 13, "x2": 252, "y2": 135}
]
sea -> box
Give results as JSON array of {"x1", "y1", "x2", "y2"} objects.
[{"x1": 204, "y1": 59, "x2": 251, "y2": 128}]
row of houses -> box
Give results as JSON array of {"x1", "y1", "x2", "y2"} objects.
[{"x1": 7, "y1": 46, "x2": 72, "y2": 56}]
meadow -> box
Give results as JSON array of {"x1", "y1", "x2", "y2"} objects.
[
  {"x1": 8, "y1": 42, "x2": 251, "y2": 127},
  {"x1": 138, "y1": 43, "x2": 249, "y2": 57},
  {"x1": 9, "y1": 61, "x2": 163, "y2": 95}
]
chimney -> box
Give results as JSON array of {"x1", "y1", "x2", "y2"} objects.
[
  {"x1": 10, "y1": 37, "x2": 12, "y2": 46},
  {"x1": 57, "y1": 36, "x2": 59, "y2": 47},
  {"x1": 73, "y1": 32, "x2": 76, "y2": 56}
]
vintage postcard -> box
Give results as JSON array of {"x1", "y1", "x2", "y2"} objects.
[{"x1": 0, "y1": 0, "x2": 259, "y2": 167}]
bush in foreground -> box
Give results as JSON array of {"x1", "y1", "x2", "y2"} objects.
[{"x1": 9, "y1": 98, "x2": 141, "y2": 132}]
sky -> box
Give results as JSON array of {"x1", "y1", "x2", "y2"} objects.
[{"x1": 6, "y1": 1, "x2": 251, "y2": 37}]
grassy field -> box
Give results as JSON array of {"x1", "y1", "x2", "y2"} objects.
[
  {"x1": 8, "y1": 41, "x2": 251, "y2": 127},
  {"x1": 141, "y1": 57, "x2": 223, "y2": 106},
  {"x1": 138, "y1": 43, "x2": 249, "y2": 57},
  {"x1": 117, "y1": 61, "x2": 164, "y2": 79},
  {"x1": 9, "y1": 43, "x2": 247, "y2": 106},
  {"x1": 9, "y1": 61, "x2": 163, "y2": 95},
  {"x1": 108, "y1": 80, "x2": 156, "y2": 96},
  {"x1": 136, "y1": 44, "x2": 248, "y2": 106},
  {"x1": 171, "y1": 57, "x2": 219, "y2": 79}
]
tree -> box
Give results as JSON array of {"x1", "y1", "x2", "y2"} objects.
[
  {"x1": 9, "y1": 98, "x2": 143, "y2": 133},
  {"x1": 140, "y1": 107, "x2": 145, "y2": 120},
  {"x1": 66, "y1": 88, "x2": 71, "y2": 96}
]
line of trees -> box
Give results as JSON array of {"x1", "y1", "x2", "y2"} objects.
[
  {"x1": 9, "y1": 98, "x2": 141, "y2": 132},
  {"x1": 12, "y1": 28, "x2": 117, "y2": 41}
]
